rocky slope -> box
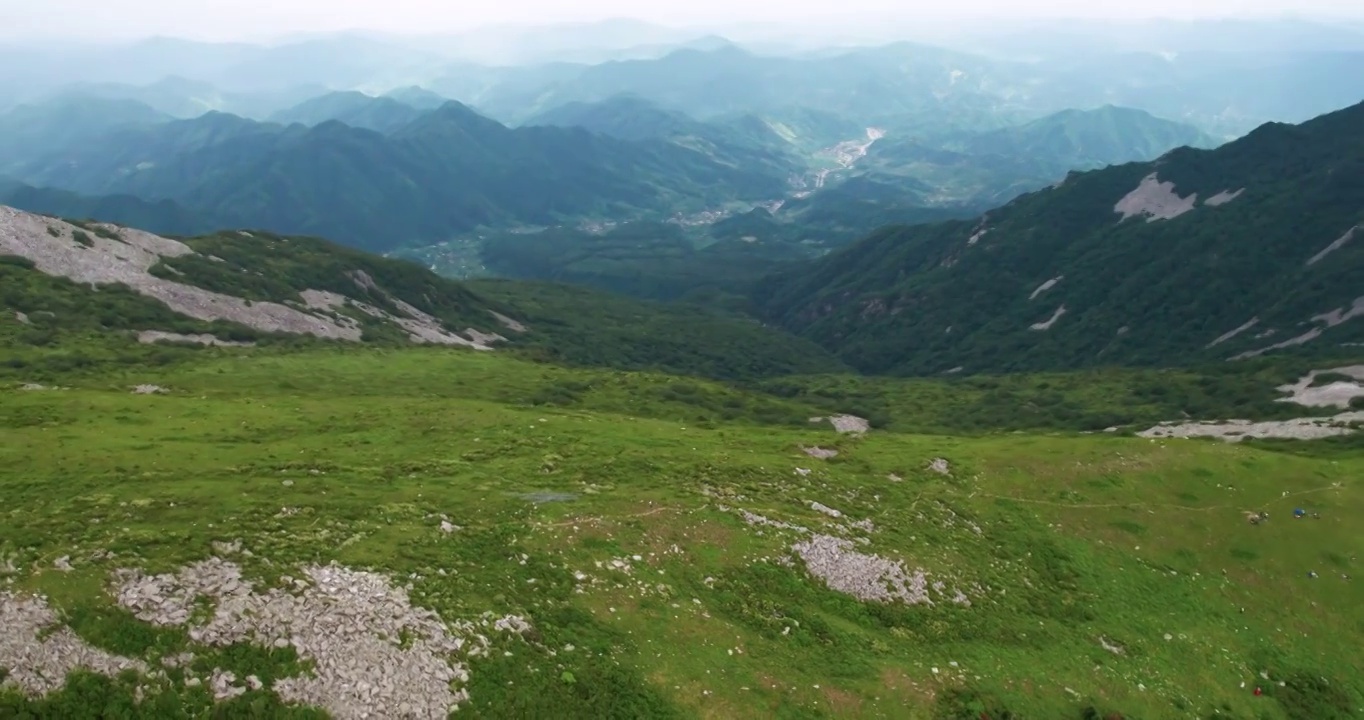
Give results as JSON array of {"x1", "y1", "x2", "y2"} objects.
[
  {"x1": 755, "y1": 100, "x2": 1364, "y2": 375},
  {"x1": 0, "y1": 205, "x2": 517, "y2": 348}
]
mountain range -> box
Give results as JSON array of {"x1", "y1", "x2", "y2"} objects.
[
  {"x1": 0, "y1": 90, "x2": 1222, "y2": 261},
  {"x1": 756, "y1": 100, "x2": 1364, "y2": 374}
]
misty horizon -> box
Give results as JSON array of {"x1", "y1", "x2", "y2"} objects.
[{"x1": 5, "y1": 1, "x2": 1364, "y2": 44}]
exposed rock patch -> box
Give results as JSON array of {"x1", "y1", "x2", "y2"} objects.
[
  {"x1": 300, "y1": 289, "x2": 495, "y2": 350},
  {"x1": 810, "y1": 415, "x2": 870, "y2": 434},
  {"x1": 1137, "y1": 413, "x2": 1364, "y2": 442},
  {"x1": 490, "y1": 312, "x2": 528, "y2": 333},
  {"x1": 792, "y1": 535, "x2": 935, "y2": 605},
  {"x1": 138, "y1": 331, "x2": 255, "y2": 347},
  {"x1": 1030, "y1": 305, "x2": 1067, "y2": 331},
  {"x1": 1276, "y1": 366, "x2": 1364, "y2": 409},
  {"x1": 1307, "y1": 226, "x2": 1358, "y2": 266},
  {"x1": 132, "y1": 385, "x2": 168, "y2": 395},
  {"x1": 1029, "y1": 276, "x2": 1063, "y2": 301},
  {"x1": 810, "y1": 502, "x2": 844, "y2": 519},
  {"x1": 929, "y1": 458, "x2": 951, "y2": 475},
  {"x1": 1203, "y1": 188, "x2": 1244, "y2": 207},
  {"x1": 0, "y1": 206, "x2": 518, "y2": 348},
  {"x1": 1233, "y1": 297, "x2": 1364, "y2": 359},
  {"x1": 12, "y1": 311, "x2": 30, "y2": 325},
  {"x1": 1114, "y1": 173, "x2": 1197, "y2": 222},
  {"x1": 0, "y1": 592, "x2": 147, "y2": 695},
  {"x1": 1207, "y1": 318, "x2": 1259, "y2": 348},
  {"x1": 0, "y1": 207, "x2": 361, "y2": 340},
  {"x1": 803, "y1": 446, "x2": 839, "y2": 460}
]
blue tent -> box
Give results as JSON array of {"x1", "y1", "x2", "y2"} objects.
[{"x1": 1294, "y1": 508, "x2": 1306, "y2": 518}]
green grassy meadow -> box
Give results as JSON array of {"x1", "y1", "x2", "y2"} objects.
[{"x1": 2, "y1": 348, "x2": 1362, "y2": 718}]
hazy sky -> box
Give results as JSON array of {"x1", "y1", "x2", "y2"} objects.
[{"x1": 5, "y1": 0, "x2": 1363, "y2": 41}]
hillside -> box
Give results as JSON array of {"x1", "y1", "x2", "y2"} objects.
[
  {"x1": 0, "y1": 206, "x2": 848, "y2": 383},
  {"x1": 755, "y1": 100, "x2": 1364, "y2": 375},
  {"x1": 2, "y1": 331, "x2": 1362, "y2": 719},
  {"x1": 2, "y1": 103, "x2": 795, "y2": 252}
]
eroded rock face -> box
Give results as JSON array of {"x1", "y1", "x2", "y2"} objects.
[
  {"x1": 115, "y1": 558, "x2": 531, "y2": 719},
  {"x1": 0, "y1": 592, "x2": 147, "y2": 695}
]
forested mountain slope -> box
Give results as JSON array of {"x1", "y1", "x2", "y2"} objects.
[
  {"x1": 4, "y1": 102, "x2": 793, "y2": 252},
  {"x1": 756, "y1": 100, "x2": 1364, "y2": 375}
]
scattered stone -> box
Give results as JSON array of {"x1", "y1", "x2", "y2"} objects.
[
  {"x1": 810, "y1": 502, "x2": 843, "y2": 519},
  {"x1": 210, "y1": 668, "x2": 247, "y2": 700},
  {"x1": 137, "y1": 331, "x2": 255, "y2": 347},
  {"x1": 794, "y1": 468, "x2": 811, "y2": 477},
  {"x1": 928, "y1": 458, "x2": 951, "y2": 475},
  {"x1": 211, "y1": 540, "x2": 243, "y2": 555},
  {"x1": 114, "y1": 558, "x2": 521, "y2": 719},
  {"x1": 810, "y1": 415, "x2": 870, "y2": 434},
  {"x1": 1138, "y1": 413, "x2": 1364, "y2": 442},
  {"x1": 792, "y1": 535, "x2": 934, "y2": 605},
  {"x1": 802, "y1": 446, "x2": 838, "y2": 460},
  {"x1": 734, "y1": 509, "x2": 809, "y2": 534},
  {"x1": 12, "y1": 311, "x2": 30, "y2": 325},
  {"x1": 131, "y1": 385, "x2": 168, "y2": 395},
  {"x1": 19, "y1": 383, "x2": 47, "y2": 391},
  {"x1": 53, "y1": 556, "x2": 73, "y2": 572},
  {"x1": 0, "y1": 592, "x2": 147, "y2": 695},
  {"x1": 440, "y1": 520, "x2": 458, "y2": 534}
]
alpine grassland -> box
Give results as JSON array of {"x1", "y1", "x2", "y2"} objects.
[{"x1": 2, "y1": 345, "x2": 1361, "y2": 719}]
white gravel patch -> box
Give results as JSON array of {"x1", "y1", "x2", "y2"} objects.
[
  {"x1": 0, "y1": 592, "x2": 147, "y2": 695},
  {"x1": 115, "y1": 558, "x2": 530, "y2": 719}
]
